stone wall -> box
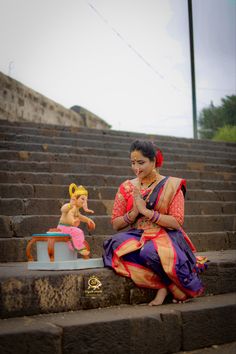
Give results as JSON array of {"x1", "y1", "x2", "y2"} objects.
[{"x1": 0, "y1": 72, "x2": 111, "y2": 129}]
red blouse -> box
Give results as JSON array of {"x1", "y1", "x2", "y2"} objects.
[{"x1": 111, "y1": 180, "x2": 184, "y2": 226}]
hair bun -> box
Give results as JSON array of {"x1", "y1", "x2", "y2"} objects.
[{"x1": 155, "y1": 149, "x2": 164, "y2": 168}]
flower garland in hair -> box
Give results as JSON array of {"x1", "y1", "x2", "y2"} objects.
[{"x1": 155, "y1": 149, "x2": 164, "y2": 168}]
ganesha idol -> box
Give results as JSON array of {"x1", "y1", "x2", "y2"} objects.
[
  {"x1": 27, "y1": 183, "x2": 103, "y2": 270},
  {"x1": 56, "y1": 183, "x2": 96, "y2": 258}
]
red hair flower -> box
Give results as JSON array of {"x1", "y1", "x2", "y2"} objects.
[{"x1": 155, "y1": 149, "x2": 164, "y2": 168}]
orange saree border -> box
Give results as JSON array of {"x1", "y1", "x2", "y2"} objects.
[
  {"x1": 111, "y1": 229, "x2": 202, "y2": 300},
  {"x1": 115, "y1": 238, "x2": 142, "y2": 257},
  {"x1": 152, "y1": 229, "x2": 201, "y2": 299},
  {"x1": 112, "y1": 255, "x2": 166, "y2": 289},
  {"x1": 112, "y1": 238, "x2": 166, "y2": 289},
  {"x1": 123, "y1": 261, "x2": 166, "y2": 289},
  {"x1": 157, "y1": 177, "x2": 186, "y2": 214}
]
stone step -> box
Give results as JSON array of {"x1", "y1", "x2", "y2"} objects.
[
  {"x1": 0, "y1": 141, "x2": 236, "y2": 169},
  {"x1": 0, "y1": 198, "x2": 108, "y2": 216},
  {"x1": 0, "y1": 214, "x2": 235, "y2": 238},
  {"x1": 1, "y1": 121, "x2": 236, "y2": 152},
  {"x1": 0, "y1": 292, "x2": 235, "y2": 354},
  {"x1": 1, "y1": 160, "x2": 236, "y2": 180},
  {"x1": 0, "y1": 231, "x2": 235, "y2": 263},
  {"x1": 176, "y1": 342, "x2": 236, "y2": 354},
  {"x1": 1, "y1": 184, "x2": 236, "y2": 202},
  {"x1": 186, "y1": 189, "x2": 236, "y2": 202},
  {"x1": 1, "y1": 198, "x2": 236, "y2": 216},
  {"x1": 1, "y1": 118, "x2": 235, "y2": 146},
  {"x1": 1, "y1": 150, "x2": 236, "y2": 171},
  {"x1": 1, "y1": 171, "x2": 236, "y2": 190},
  {"x1": 185, "y1": 201, "x2": 236, "y2": 215},
  {"x1": 0, "y1": 250, "x2": 235, "y2": 319},
  {"x1": 1, "y1": 134, "x2": 236, "y2": 161}
]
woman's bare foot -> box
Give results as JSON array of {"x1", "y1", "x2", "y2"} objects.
[{"x1": 148, "y1": 288, "x2": 168, "y2": 306}]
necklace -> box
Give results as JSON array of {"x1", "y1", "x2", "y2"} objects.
[
  {"x1": 141, "y1": 179, "x2": 156, "y2": 189},
  {"x1": 140, "y1": 170, "x2": 158, "y2": 188}
]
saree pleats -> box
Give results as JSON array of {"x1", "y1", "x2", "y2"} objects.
[
  {"x1": 103, "y1": 227, "x2": 204, "y2": 300},
  {"x1": 103, "y1": 229, "x2": 166, "y2": 289}
]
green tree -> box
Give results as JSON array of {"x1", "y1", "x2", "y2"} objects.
[
  {"x1": 198, "y1": 95, "x2": 236, "y2": 139},
  {"x1": 213, "y1": 125, "x2": 236, "y2": 143}
]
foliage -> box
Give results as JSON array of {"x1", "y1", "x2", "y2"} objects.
[
  {"x1": 198, "y1": 95, "x2": 236, "y2": 139},
  {"x1": 213, "y1": 125, "x2": 236, "y2": 143}
]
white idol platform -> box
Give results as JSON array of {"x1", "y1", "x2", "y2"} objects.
[
  {"x1": 27, "y1": 235, "x2": 104, "y2": 270},
  {"x1": 28, "y1": 257, "x2": 104, "y2": 270}
]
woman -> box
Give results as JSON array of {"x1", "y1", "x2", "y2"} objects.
[{"x1": 103, "y1": 140, "x2": 207, "y2": 306}]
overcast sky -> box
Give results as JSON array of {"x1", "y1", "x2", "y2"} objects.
[{"x1": 0, "y1": 0, "x2": 235, "y2": 137}]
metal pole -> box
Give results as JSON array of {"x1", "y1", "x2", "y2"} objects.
[{"x1": 188, "y1": 0, "x2": 198, "y2": 139}]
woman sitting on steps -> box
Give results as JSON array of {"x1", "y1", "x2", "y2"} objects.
[{"x1": 103, "y1": 139, "x2": 207, "y2": 305}]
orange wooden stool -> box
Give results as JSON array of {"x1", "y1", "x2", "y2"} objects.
[{"x1": 26, "y1": 234, "x2": 90, "y2": 262}]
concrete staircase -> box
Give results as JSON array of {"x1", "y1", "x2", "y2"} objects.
[{"x1": 0, "y1": 119, "x2": 236, "y2": 353}]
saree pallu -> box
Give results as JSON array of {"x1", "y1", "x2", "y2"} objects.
[{"x1": 103, "y1": 176, "x2": 206, "y2": 301}]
